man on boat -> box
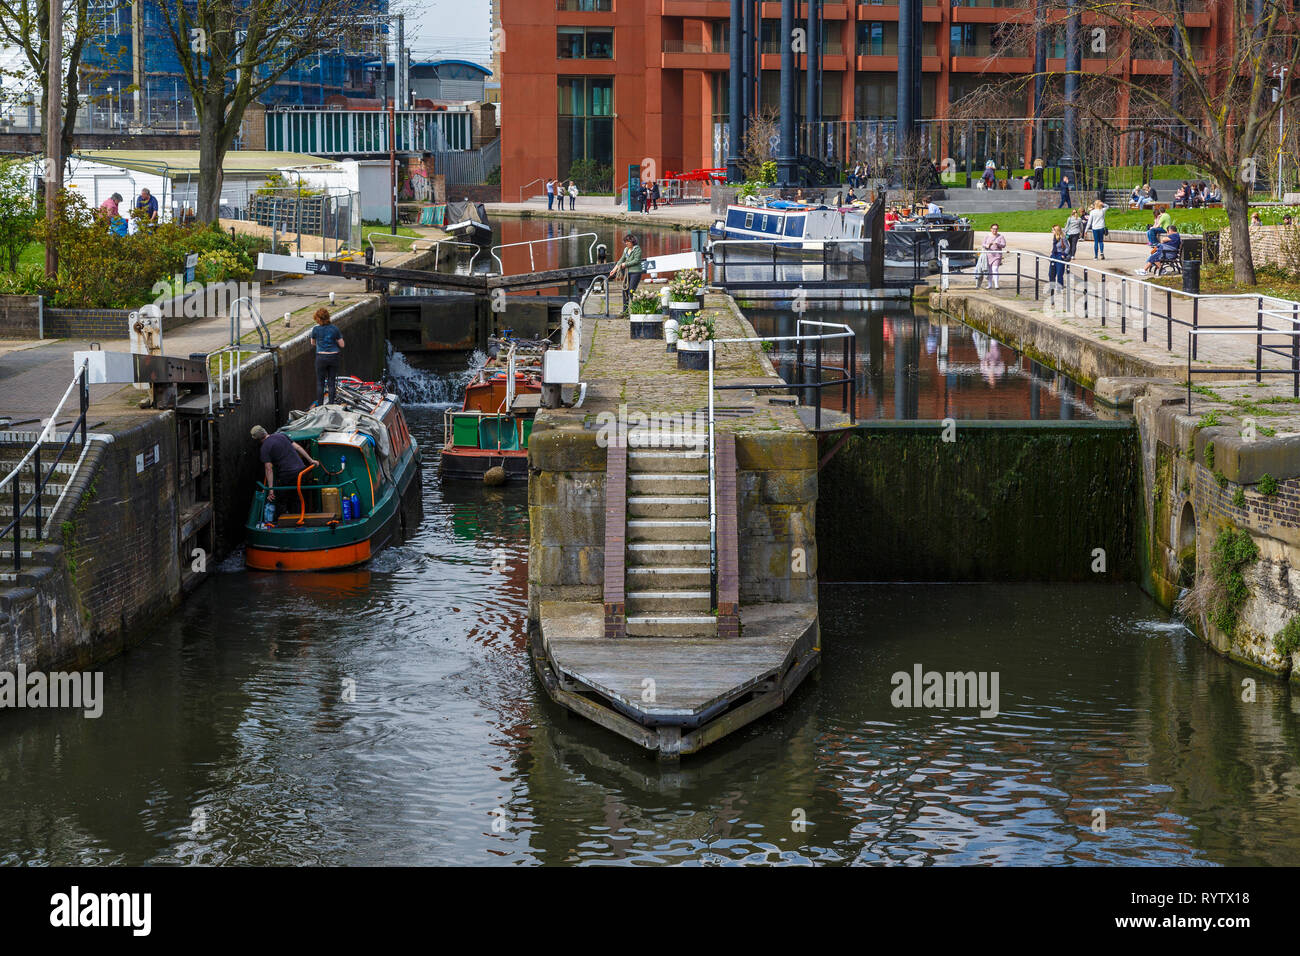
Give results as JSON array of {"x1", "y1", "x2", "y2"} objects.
[{"x1": 252, "y1": 425, "x2": 319, "y2": 516}]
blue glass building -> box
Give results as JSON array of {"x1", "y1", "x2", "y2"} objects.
[{"x1": 80, "y1": 0, "x2": 387, "y2": 118}]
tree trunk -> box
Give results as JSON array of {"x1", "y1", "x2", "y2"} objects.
[
  {"x1": 196, "y1": 96, "x2": 226, "y2": 223},
  {"x1": 1223, "y1": 183, "x2": 1256, "y2": 287}
]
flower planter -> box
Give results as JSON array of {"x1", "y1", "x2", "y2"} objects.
[
  {"x1": 630, "y1": 314, "x2": 665, "y2": 339},
  {"x1": 669, "y1": 297, "x2": 702, "y2": 313},
  {"x1": 676, "y1": 338, "x2": 712, "y2": 370}
]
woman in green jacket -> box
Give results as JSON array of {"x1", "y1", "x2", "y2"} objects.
[{"x1": 609, "y1": 234, "x2": 643, "y2": 310}]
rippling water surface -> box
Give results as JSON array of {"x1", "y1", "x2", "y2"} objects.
[{"x1": 2, "y1": 408, "x2": 1299, "y2": 865}]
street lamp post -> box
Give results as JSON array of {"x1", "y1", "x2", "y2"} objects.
[{"x1": 107, "y1": 86, "x2": 114, "y2": 129}]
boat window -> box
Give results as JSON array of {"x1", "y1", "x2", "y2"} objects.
[
  {"x1": 744, "y1": 212, "x2": 754, "y2": 229},
  {"x1": 761, "y1": 215, "x2": 768, "y2": 231}
]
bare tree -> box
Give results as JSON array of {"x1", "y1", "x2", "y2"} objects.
[
  {"x1": 739, "y1": 106, "x2": 780, "y2": 182},
  {"x1": 152, "y1": 0, "x2": 363, "y2": 222},
  {"x1": 984, "y1": 0, "x2": 1300, "y2": 285},
  {"x1": 0, "y1": 0, "x2": 110, "y2": 165}
]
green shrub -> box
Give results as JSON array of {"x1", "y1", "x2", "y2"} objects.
[
  {"x1": 1232, "y1": 488, "x2": 1247, "y2": 508},
  {"x1": 1275, "y1": 618, "x2": 1300, "y2": 657},
  {"x1": 1208, "y1": 528, "x2": 1259, "y2": 636},
  {"x1": 1204, "y1": 441, "x2": 1215, "y2": 469},
  {"x1": 1258, "y1": 473, "x2": 1280, "y2": 496}
]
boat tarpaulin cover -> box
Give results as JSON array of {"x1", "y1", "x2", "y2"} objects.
[
  {"x1": 445, "y1": 201, "x2": 488, "y2": 227},
  {"x1": 284, "y1": 406, "x2": 393, "y2": 462}
]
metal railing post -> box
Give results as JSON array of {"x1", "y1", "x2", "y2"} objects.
[
  {"x1": 33, "y1": 444, "x2": 41, "y2": 539},
  {"x1": 1034, "y1": 258, "x2": 1039, "y2": 300},
  {"x1": 1186, "y1": 332, "x2": 1193, "y2": 415},
  {"x1": 1257, "y1": 300, "x2": 1264, "y2": 383},
  {"x1": 814, "y1": 335, "x2": 823, "y2": 430},
  {"x1": 1166, "y1": 289, "x2": 1172, "y2": 351},
  {"x1": 1192, "y1": 298, "x2": 1199, "y2": 359},
  {"x1": 1016, "y1": 252, "x2": 1021, "y2": 296},
  {"x1": 11, "y1": 469, "x2": 19, "y2": 572}
]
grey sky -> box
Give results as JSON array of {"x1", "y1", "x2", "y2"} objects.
[{"x1": 406, "y1": 0, "x2": 494, "y2": 67}]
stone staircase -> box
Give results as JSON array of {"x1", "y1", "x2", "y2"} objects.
[{"x1": 621, "y1": 429, "x2": 717, "y2": 638}]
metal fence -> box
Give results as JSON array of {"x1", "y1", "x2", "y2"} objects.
[
  {"x1": 1, "y1": 88, "x2": 199, "y2": 133},
  {"x1": 431, "y1": 137, "x2": 500, "y2": 186}
]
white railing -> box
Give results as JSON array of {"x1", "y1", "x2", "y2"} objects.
[
  {"x1": 517, "y1": 177, "x2": 545, "y2": 203},
  {"x1": 703, "y1": 317, "x2": 855, "y2": 602},
  {"x1": 490, "y1": 232, "x2": 600, "y2": 274}
]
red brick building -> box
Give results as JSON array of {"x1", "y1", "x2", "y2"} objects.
[{"x1": 500, "y1": 0, "x2": 1229, "y2": 199}]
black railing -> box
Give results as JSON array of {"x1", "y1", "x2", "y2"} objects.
[
  {"x1": 2, "y1": 364, "x2": 89, "y2": 573},
  {"x1": 937, "y1": 246, "x2": 1300, "y2": 400}
]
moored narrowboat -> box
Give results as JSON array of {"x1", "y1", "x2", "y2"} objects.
[
  {"x1": 439, "y1": 341, "x2": 542, "y2": 481},
  {"x1": 245, "y1": 378, "x2": 422, "y2": 571}
]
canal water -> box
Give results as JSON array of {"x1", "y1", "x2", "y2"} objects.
[
  {"x1": 0, "y1": 217, "x2": 1290, "y2": 866},
  {"x1": 2, "y1": 399, "x2": 1298, "y2": 866}
]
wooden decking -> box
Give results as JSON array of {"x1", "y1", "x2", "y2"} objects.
[{"x1": 532, "y1": 601, "x2": 820, "y2": 757}]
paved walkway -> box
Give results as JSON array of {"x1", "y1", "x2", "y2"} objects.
[
  {"x1": 488, "y1": 196, "x2": 714, "y2": 230},
  {"x1": 0, "y1": 271, "x2": 369, "y2": 426},
  {"x1": 956, "y1": 228, "x2": 1300, "y2": 377}
]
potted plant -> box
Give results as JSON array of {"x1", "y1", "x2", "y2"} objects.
[
  {"x1": 628, "y1": 288, "x2": 665, "y2": 339},
  {"x1": 675, "y1": 315, "x2": 714, "y2": 370},
  {"x1": 667, "y1": 269, "x2": 705, "y2": 313}
]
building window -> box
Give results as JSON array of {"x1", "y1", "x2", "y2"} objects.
[
  {"x1": 558, "y1": 77, "x2": 614, "y2": 181},
  {"x1": 858, "y1": 22, "x2": 890, "y2": 55},
  {"x1": 558, "y1": 27, "x2": 614, "y2": 59},
  {"x1": 557, "y1": 0, "x2": 612, "y2": 9}
]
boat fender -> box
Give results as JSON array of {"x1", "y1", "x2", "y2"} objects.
[{"x1": 484, "y1": 465, "x2": 506, "y2": 486}]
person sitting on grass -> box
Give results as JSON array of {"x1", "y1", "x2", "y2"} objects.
[{"x1": 1137, "y1": 225, "x2": 1181, "y2": 276}]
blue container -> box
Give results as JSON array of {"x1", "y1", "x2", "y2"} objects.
[
  {"x1": 350, "y1": 493, "x2": 360, "y2": 518},
  {"x1": 342, "y1": 496, "x2": 352, "y2": 521},
  {"x1": 263, "y1": 499, "x2": 276, "y2": 526}
]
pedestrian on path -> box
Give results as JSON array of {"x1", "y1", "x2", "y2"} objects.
[
  {"x1": 1048, "y1": 224, "x2": 1069, "y2": 287},
  {"x1": 1058, "y1": 175, "x2": 1072, "y2": 209},
  {"x1": 546, "y1": 178, "x2": 555, "y2": 210},
  {"x1": 1064, "y1": 207, "x2": 1085, "y2": 259},
  {"x1": 1086, "y1": 200, "x2": 1109, "y2": 259},
  {"x1": 978, "y1": 224, "x2": 1006, "y2": 290},
  {"x1": 568, "y1": 180, "x2": 579, "y2": 210},
  {"x1": 650, "y1": 181, "x2": 661, "y2": 210},
  {"x1": 1033, "y1": 157, "x2": 1045, "y2": 189}
]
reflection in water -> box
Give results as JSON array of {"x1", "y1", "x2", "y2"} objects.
[
  {"x1": 745, "y1": 299, "x2": 1096, "y2": 421},
  {"x1": 0, "y1": 384, "x2": 1295, "y2": 865}
]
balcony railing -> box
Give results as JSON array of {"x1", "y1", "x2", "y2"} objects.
[
  {"x1": 761, "y1": 38, "x2": 846, "y2": 55},
  {"x1": 951, "y1": 43, "x2": 1029, "y2": 58},
  {"x1": 663, "y1": 40, "x2": 722, "y2": 54}
]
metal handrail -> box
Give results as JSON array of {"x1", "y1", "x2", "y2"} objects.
[
  {"x1": 517, "y1": 177, "x2": 545, "y2": 203},
  {"x1": 490, "y1": 232, "x2": 600, "y2": 274},
  {"x1": 709, "y1": 237, "x2": 876, "y2": 290},
  {"x1": 230, "y1": 295, "x2": 270, "y2": 350},
  {"x1": 429, "y1": 239, "x2": 483, "y2": 271},
  {"x1": 939, "y1": 246, "x2": 1300, "y2": 361},
  {"x1": 2, "y1": 361, "x2": 89, "y2": 570},
  {"x1": 703, "y1": 318, "x2": 856, "y2": 605}
]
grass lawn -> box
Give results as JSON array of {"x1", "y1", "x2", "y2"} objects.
[
  {"x1": 961, "y1": 208, "x2": 1237, "y2": 234},
  {"x1": 1150, "y1": 264, "x2": 1300, "y2": 301},
  {"x1": 361, "y1": 224, "x2": 421, "y2": 242},
  {"x1": 16, "y1": 241, "x2": 44, "y2": 269},
  {"x1": 940, "y1": 163, "x2": 1206, "y2": 188}
]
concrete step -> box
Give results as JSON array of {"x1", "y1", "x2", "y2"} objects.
[
  {"x1": 627, "y1": 590, "x2": 713, "y2": 614},
  {"x1": 626, "y1": 614, "x2": 718, "y2": 638},
  {"x1": 626, "y1": 565, "x2": 711, "y2": 589},
  {"x1": 628, "y1": 495, "x2": 708, "y2": 518},
  {"x1": 628, "y1": 473, "x2": 708, "y2": 495},
  {"x1": 0, "y1": 458, "x2": 79, "y2": 475},
  {"x1": 628, "y1": 518, "x2": 709, "y2": 543},
  {"x1": 0, "y1": 571, "x2": 17, "y2": 584},
  {"x1": 627, "y1": 542, "x2": 710, "y2": 566},
  {"x1": 628, "y1": 448, "x2": 708, "y2": 474}
]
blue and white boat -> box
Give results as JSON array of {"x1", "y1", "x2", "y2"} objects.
[{"x1": 711, "y1": 200, "x2": 867, "y2": 248}]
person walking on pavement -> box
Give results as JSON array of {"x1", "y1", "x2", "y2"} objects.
[
  {"x1": 568, "y1": 179, "x2": 579, "y2": 210},
  {"x1": 1057, "y1": 175, "x2": 1072, "y2": 209},
  {"x1": 1064, "y1": 207, "x2": 1085, "y2": 260},
  {"x1": 1048, "y1": 224, "x2": 1070, "y2": 287},
  {"x1": 1087, "y1": 199, "x2": 1109, "y2": 259},
  {"x1": 979, "y1": 224, "x2": 1007, "y2": 290}
]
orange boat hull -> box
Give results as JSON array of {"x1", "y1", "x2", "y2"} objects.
[{"x1": 245, "y1": 540, "x2": 373, "y2": 572}]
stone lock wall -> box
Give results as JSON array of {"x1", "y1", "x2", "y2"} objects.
[
  {"x1": 1136, "y1": 388, "x2": 1300, "y2": 680},
  {"x1": 526, "y1": 425, "x2": 607, "y2": 625},
  {"x1": 735, "y1": 432, "x2": 818, "y2": 604},
  {"x1": 818, "y1": 421, "x2": 1141, "y2": 582}
]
